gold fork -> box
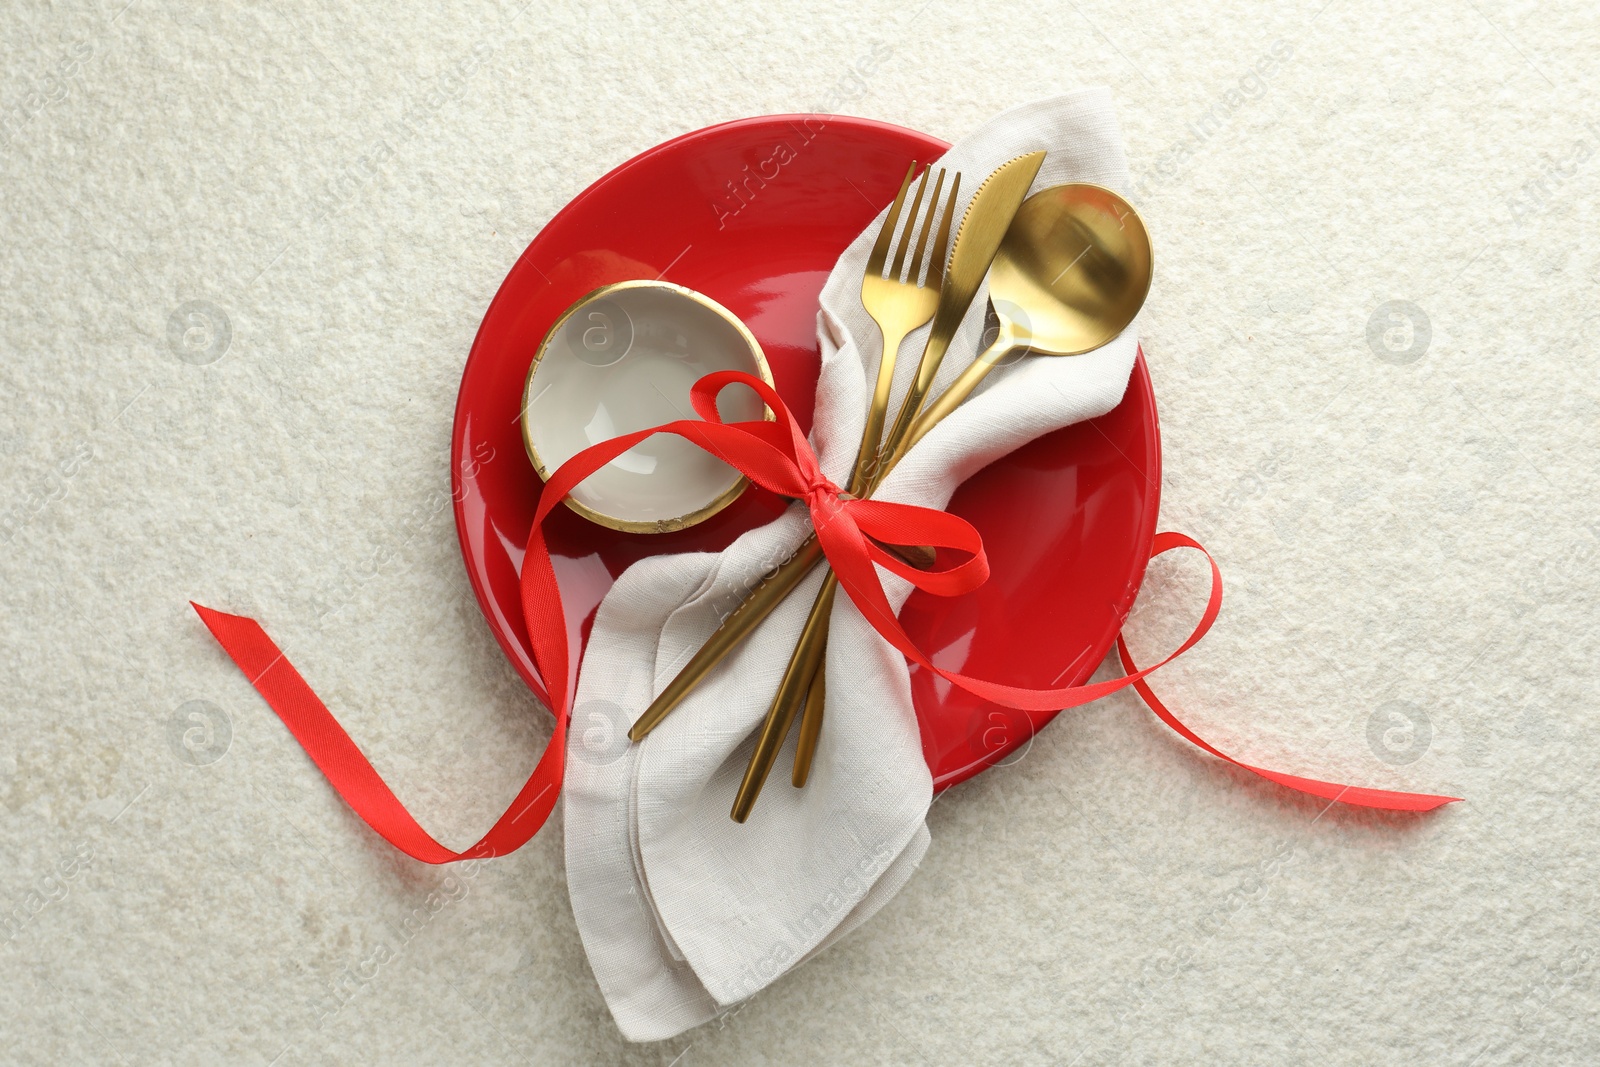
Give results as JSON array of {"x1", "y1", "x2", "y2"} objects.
[
  {"x1": 731, "y1": 163, "x2": 959, "y2": 815},
  {"x1": 853, "y1": 162, "x2": 954, "y2": 499},
  {"x1": 626, "y1": 163, "x2": 959, "y2": 745},
  {"x1": 784, "y1": 163, "x2": 954, "y2": 786}
]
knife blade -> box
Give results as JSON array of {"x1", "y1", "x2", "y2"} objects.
[{"x1": 872, "y1": 149, "x2": 1046, "y2": 473}]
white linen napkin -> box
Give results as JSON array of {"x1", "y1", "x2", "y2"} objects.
[{"x1": 564, "y1": 88, "x2": 1143, "y2": 1041}]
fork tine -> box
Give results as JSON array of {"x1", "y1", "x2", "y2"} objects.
[
  {"x1": 889, "y1": 166, "x2": 930, "y2": 282},
  {"x1": 925, "y1": 171, "x2": 961, "y2": 290},
  {"x1": 866, "y1": 162, "x2": 918, "y2": 279},
  {"x1": 907, "y1": 168, "x2": 946, "y2": 287}
]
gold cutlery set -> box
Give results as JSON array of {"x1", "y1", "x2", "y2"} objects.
[{"x1": 542, "y1": 150, "x2": 1154, "y2": 821}]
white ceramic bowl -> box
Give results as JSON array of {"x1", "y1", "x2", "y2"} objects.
[{"x1": 521, "y1": 281, "x2": 773, "y2": 532}]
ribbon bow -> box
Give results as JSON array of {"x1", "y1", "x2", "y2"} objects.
[{"x1": 193, "y1": 371, "x2": 1458, "y2": 866}]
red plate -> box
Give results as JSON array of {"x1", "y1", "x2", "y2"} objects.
[{"x1": 451, "y1": 115, "x2": 1160, "y2": 792}]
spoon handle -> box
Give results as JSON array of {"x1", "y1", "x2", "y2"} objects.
[{"x1": 897, "y1": 333, "x2": 1018, "y2": 457}]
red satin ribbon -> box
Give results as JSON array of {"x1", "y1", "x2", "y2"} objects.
[{"x1": 192, "y1": 371, "x2": 1457, "y2": 863}]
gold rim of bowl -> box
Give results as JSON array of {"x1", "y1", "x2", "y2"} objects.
[{"x1": 520, "y1": 279, "x2": 776, "y2": 534}]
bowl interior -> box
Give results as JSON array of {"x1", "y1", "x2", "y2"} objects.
[{"x1": 523, "y1": 283, "x2": 768, "y2": 529}]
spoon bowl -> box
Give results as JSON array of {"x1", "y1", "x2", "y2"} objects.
[
  {"x1": 990, "y1": 183, "x2": 1153, "y2": 356},
  {"x1": 905, "y1": 183, "x2": 1152, "y2": 446}
]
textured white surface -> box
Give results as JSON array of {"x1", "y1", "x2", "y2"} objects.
[{"x1": 1, "y1": 1, "x2": 1595, "y2": 1064}]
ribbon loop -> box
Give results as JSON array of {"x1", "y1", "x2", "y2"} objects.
[{"x1": 193, "y1": 370, "x2": 1457, "y2": 865}]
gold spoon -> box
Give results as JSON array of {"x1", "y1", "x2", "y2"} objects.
[{"x1": 778, "y1": 183, "x2": 1154, "y2": 799}]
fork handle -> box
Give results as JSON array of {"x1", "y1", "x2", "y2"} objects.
[
  {"x1": 787, "y1": 319, "x2": 915, "y2": 787},
  {"x1": 789, "y1": 577, "x2": 836, "y2": 787},
  {"x1": 850, "y1": 324, "x2": 910, "y2": 496},
  {"x1": 730, "y1": 575, "x2": 833, "y2": 821},
  {"x1": 783, "y1": 333, "x2": 1017, "y2": 787},
  {"x1": 630, "y1": 326, "x2": 961, "y2": 746},
  {"x1": 744, "y1": 329, "x2": 961, "y2": 804}
]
